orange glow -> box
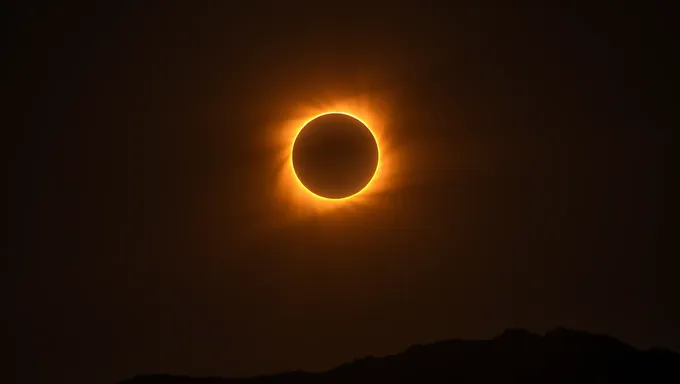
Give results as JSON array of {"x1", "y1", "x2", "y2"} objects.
[{"x1": 272, "y1": 93, "x2": 398, "y2": 216}]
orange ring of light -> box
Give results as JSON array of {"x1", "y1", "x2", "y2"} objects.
[{"x1": 290, "y1": 112, "x2": 381, "y2": 201}]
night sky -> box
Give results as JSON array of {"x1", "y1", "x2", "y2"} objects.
[{"x1": 8, "y1": 4, "x2": 676, "y2": 384}]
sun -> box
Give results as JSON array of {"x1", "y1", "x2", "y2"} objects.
[
  {"x1": 290, "y1": 112, "x2": 380, "y2": 201},
  {"x1": 271, "y1": 93, "x2": 397, "y2": 216}
]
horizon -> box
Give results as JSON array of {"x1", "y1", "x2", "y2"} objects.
[{"x1": 121, "y1": 327, "x2": 679, "y2": 382}]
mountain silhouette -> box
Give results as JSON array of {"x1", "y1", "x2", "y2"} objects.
[{"x1": 121, "y1": 328, "x2": 679, "y2": 383}]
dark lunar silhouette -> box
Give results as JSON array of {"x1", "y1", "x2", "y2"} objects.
[
  {"x1": 120, "y1": 328, "x2": 679, "y2": 383},
  {"x1": 292, "y1": 113, "x2": 379, "y2": 199}
]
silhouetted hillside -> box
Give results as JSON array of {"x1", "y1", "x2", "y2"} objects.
[{"x1": 121, "y1": 328, "x2": 680, "y2": 383}]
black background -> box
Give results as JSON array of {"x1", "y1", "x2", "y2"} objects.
[{"x1": 7, "y1": 3, "x2": 676, "y2": 384}]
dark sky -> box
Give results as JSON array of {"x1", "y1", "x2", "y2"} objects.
[{"x1": 7, "y1": 4, "x2": 676, "y2": 384}]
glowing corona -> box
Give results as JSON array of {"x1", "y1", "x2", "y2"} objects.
[{"x1": 272, "y1": 93, "x2": 395, "y2": 215}]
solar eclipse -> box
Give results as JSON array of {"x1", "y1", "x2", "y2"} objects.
[{"x1": 291, "y1": 113, "x2": 380, "y2": 200}]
